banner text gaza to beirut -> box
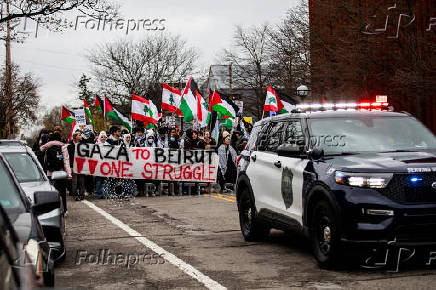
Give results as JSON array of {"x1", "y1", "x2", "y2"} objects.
[{"x1": 73, "y1": 144, "x2": 219, "y2": 183}]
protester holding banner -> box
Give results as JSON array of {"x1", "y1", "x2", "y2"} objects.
[
  {"x1": 156, "y1": 127, "x2": 168, "y2": 148},
  {"x1": 145, "y1": 130, "x2": 156, "y2": 147},
  {"x1": 217, "y1": 131, "x2": 237, "y2": 192},
  {"x1": 168, "y1": 128, "x2": 180, "y2": 149},
  {"x1": 203, "y1": 130, "x2": 216, "y2": 150},
  {"x1": 68, "y1": 131, "x2": 86, "y2": 201},
  {"x1": 134, "y1": 128, "x2": 146, "y2": 147},
  {"x1": 184, "y1": 129, "x2": 204, "y2": 150},
  {"x1": 95, "y1": 131, "x2": 108, "y2": 198},
  {"x1": 107, "y1": 126, "x2": 122, "y2": 146}
]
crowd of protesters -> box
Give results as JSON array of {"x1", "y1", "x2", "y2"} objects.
[{"x1": 32, "y1": 121, "x2": 253, "y2": 210}]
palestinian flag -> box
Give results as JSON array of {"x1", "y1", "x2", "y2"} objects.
[
  {"x1": 83, "y1": 99, "x2": 95, "y2": 126},
  {"x1": 68, "y1": 122, "x2": 81, "y2": 142},
  {"x1": 95, "y1": 95, "x2": 103, "y2": 111},
  {"x1": 131, "y1": 94, "x2": 161, "y2": 125},
  {"x1": 209, "y1": 90, "x2": 238, "y2": 119},
  {"x1": 279, "y1": 100, "x2": 296, "y2": 114},
  {"x1": 222, "y1": 116, "x2": 234, "y2": 130},
  {"x1": 162, "y1": 83, "x2": 183, "y2": 116},
  {"x1": 104, "y1": 95, "x2": 132, "y2": 132},
  {"x1": 179, "y1": 77, "x2": 199, "y2": 122},
  {"x1": 61, "y1": 106, "x2": 76, "y2": 124},
  {"x1": 197, "y1": 91, "x2": 210, "y2": 128}
]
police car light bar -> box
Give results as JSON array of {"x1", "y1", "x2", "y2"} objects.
[{"x1": 294, "y1": 102, "x2": 391, "y2": 113}]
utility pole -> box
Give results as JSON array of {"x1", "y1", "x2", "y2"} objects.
[
  {"x1": 5, "y1": 0, "x2": 13, "y2": 138},
  {"x1": 229, "y1": 63, "x2": 233, "y2": 100}
]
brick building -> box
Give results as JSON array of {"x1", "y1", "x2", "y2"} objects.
[{"x1": 309, "y1": 0, "x2": 436, "y2": 132}]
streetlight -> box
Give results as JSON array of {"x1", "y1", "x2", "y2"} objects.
[{"x1": 296, "y1": 85, "x2": 310, "y2": 98}]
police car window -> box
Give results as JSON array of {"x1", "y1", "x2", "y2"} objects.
[
  {"x1": 246, "y1": 124, "x2": 262, "y2": 151},
  {"x1": 4, "y1": 153, "x2": 44, "y2": 183},
  {"x1": 284, "y1": 121, "x2": 304, "y2": 146},
  {"x1": 308, "y1": 116, "x2": 436, "y2": 154},
  {"x1": 265, "y1": 122, "x2": 286, "y2": 152}
]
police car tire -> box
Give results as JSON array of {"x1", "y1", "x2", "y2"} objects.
[
  {"x1": 311, "y1": 200, "x2": 342, "y2": 269},
  {"x1": 238, "y1": 188, "x2": 269, "y2": 241}
]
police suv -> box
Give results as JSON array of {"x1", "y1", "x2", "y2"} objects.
[{"x1": 236, "y1": 104, "x2": 436, "y2": 268}]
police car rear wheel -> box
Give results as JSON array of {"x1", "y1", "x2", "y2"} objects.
[
  {"x1": 311, "y1": 200, "x2": 342, "y2": 269},
  {"x1": 238, "y1": 188, "x2": 269, "y2": 241}
]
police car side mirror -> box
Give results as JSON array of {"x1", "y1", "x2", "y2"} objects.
[
  {"x1": 277, "y1": 144, "x2": 304, "y2": 158},
  {"x1": 308, "y1": 148, "x2": 324, "y2": 160}
]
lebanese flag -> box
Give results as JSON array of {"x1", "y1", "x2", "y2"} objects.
[
  {"x1": 264, "y1": 86, "x2": 282, "y2": 112},
  {"x1": 131, "y1": 94, "x2": 161, "y2": 125},
  {"x1": 162, "y1": 83, "x2": 182, "y2": 116},
  {"x1": 61, "y1": 106, "x2": 76, "y2": 124},
  {"x1": 179, "y1": 77, "x2": 199, "y2": 122}
]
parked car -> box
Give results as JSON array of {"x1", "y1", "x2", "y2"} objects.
[
  {"x1": 0, "y1": 140, "x2": 66, "y2": 262},
  {"x1": 0, "y1": 152, "x2": 55, "y2": 286},
  {"x1": 0, "y1": 202, "x2": 40, "y2": 289}
]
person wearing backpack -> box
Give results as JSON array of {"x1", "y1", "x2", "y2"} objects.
[{"x1": 40, "y1": 131, "x2": 72, "y2": 212}]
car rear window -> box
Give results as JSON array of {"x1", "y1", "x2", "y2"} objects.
[{"x1": 4, "y1": 153, "x2": 44, "y2": 183}]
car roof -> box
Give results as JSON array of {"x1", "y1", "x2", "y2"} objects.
[
  {"x1": 0, "y1": 140, "x2": 30, "y2": 153},
  {"x1": 257, "y1": 110, "x2": 410, "y2": 125}
]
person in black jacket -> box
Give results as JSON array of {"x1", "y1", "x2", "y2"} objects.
[{"x1": 107, "y1": 126, "x2": 122, "y2": 146}]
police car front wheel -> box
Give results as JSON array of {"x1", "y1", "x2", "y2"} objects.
[{"x1": 311, "y1": 200, "x2": 343, "y2": 269}]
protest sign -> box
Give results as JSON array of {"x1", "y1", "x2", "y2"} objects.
[
  {"x1": 74, "y1": 109, "x2": 87, "y2": 125},
  {"x1": 73, "y1": 144, "x2": 219, "y2": 183}
]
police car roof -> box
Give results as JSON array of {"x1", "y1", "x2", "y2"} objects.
[{"x1": 259, "y1": 110, "x2": 409, "y2": 124}]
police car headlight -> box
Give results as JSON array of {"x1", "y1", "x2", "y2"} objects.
[{"x1": 335, "y1": 171, "x2": 392, "y2": 188}]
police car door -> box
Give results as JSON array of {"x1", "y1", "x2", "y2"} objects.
[
  {"x1": 275, "y1": 119, "x2": 309, "y2": 224},
  {"x1": 248, "y1": 121, "x2": 286, "y2": 214}
]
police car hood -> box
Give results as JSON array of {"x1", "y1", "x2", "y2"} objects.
[{"x1": 331, "y1": 150, "x2": 436, "y2": 173}]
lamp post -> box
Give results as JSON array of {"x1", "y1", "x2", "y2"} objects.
[{"x1": 296, "y1": 85, "x2": 310, "y2": 101}]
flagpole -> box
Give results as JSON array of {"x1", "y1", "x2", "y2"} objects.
[{"x1": 262, "y1": 110, "x2": 265, "y2": 120}]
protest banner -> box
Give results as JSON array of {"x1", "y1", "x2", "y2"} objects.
[{"x1": 73, "y1": 144, "x2": 219, "y2": 183}]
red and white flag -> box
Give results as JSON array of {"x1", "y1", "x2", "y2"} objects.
[
  {"x1": 162, "y1": 83, "x2": 183, "y2": 116},
  {"x1": 131, "y1": 94, "x2": 161, "y2": 125}
]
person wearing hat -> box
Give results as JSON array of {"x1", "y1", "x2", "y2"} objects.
[{"x1": 217, "y1": 131, "x2": 237, "y2": 192}]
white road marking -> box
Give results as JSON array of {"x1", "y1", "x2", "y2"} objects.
[{"x1": 82, "y1": 200, "x2": 227, "y2": 290}]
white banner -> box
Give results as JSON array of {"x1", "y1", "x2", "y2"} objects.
[
  {"x1": 73, "y1": 144, "x2": 219, "y2": 183},
  {"x1": 74, "y1": 109, "x2": 87, "y2": 125}
]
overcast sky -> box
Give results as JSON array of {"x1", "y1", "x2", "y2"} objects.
[{"x1": 4, "y1": 0, "x2": 297, "y2": 113}]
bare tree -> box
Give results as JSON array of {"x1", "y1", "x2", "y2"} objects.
[
  {"x1": 0, "y1": 0, "x2": 118, "y2": 25},
  {"x1": 269, "y1": 0, "x2": 311, "y2": 100},
  {"x1": 0, "y1": 64, "x2": 40, "y2": 138},
  {"x1": 87, "y1": 33, "x2": 198, "y2": 110},
  {"x1": 222, "y1": 24, "x2": 272, "y2": 118}
]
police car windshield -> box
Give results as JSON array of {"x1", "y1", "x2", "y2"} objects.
[
  {"x1": 4, "y1": 153, "x2": 44, "y2": 183},
  {"x1": 307, "y1": 116, "x2": 436, "y2": 155}
]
